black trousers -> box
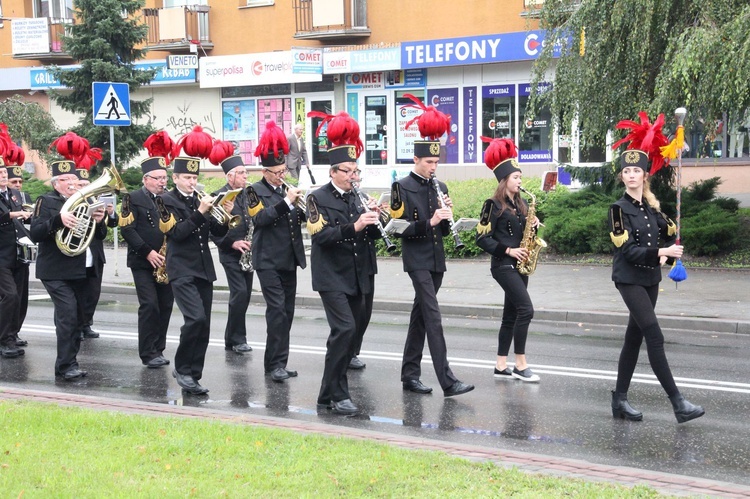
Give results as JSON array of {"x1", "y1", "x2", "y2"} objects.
[
  {"x1": 615, "y1": 283, "x2": 679, "y2": 397},
  {"x1": 491, "y1": 266, "x2": 533, "y2": 356},
  {"x1": 41, "y1": 278, "x2": 86, "y2": 374},
  {"x1": 77, "y1": 265, "x2": 103, "y2": 331},
  {"x1": 256, "y1": 269, "x2": 296, "y2": 372},
  {"x1": 171, "y1": 276, "x2": 213, "y2": 381},
  {"x1": 132, "y1": 268, "x2": 173, "y2": 363},
  {"x1": 0, "y1": 268, "x2": 20, "y2": 348},
  {"x1": 12, "y1": 264, "x2": 29, "y2": 336},
  {"x1": 318, "y1": 290, "x2": 364, "y2": 404},
  {"x1": 351, "y1": 274, "x2": 374, "y2": 357},
  {"x1": 221, "y1": 261, "x2": 254, "y2": 348},
  {"x1": 402, "y1": 270, "x2": 458, "y2": 390}
]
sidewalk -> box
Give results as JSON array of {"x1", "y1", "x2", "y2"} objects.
[{"x1": 30, "y1": 245, "x2": 750, "y2": 335}]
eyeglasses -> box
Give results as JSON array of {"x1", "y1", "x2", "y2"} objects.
[
  {"x1": 145, "y1": 175, "x2": 168, "y2": 181},
  {"x1": 264, "y1": 168, "x2": 288, "y2": 176},
  {"x1": 336, "y1": 168, "x2": 361, "y2": 176}
]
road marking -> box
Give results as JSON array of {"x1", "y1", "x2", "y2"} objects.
[{"x1": 20, "y1": 324, "x2": 750, "y2": 394}]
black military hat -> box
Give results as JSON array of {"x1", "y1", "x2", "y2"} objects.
[
  {"x1": 619, "y1": 149, "x2": 649, "y2": 171},
  {"x1": 50, "y1": 160, "x2": 76, "y2": 177},
  {"x1": 75, "y1": 167, "x2": 91, "y2": 181},
  {"x1": 6, "y1": 165, "x2": 25, "y2": 179},
  {"x1": 141, "y1": 156, "x2": 169, "y2": 175},
  {"x1": 220, "y1": 155, "x2": 245, "y2": 174},
  {"x1": 328, "y1": 144, "x2": 359, "y2": 165},
  {"x1": 172, "y1": 157, "x2": 201, "y2": 175}
]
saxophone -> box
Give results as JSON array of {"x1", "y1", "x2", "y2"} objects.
[
  {"x1": 153, "y1": 237, "x2": 169, "y2": 284},
  {"x1": 238, "y1": 220, "x2": 254, "y2": 272},
  {"x1": 517, "y1": 187, "x2": 547, "y2": 276}
]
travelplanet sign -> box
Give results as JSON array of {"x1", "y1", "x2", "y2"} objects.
[{"x1": 200, "y1": 51, "x2": 322, "y2": 88}]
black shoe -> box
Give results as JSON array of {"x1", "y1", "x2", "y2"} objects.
[
  {"x1": 611, "y1": 391, "x2": 643, "y2": 421},
  {"x1": 81, "y1": 326, "x2": 100, "y2": 339},
  {"x1": 444, "y1": 381, "x2": 475, "y2": 397},
  {"x1": 190, "y1": 381, "x2": 209, "y2": 395},
  {"x1": 330, "y1": 399, "x2": 359, "y2": 415},
  {"x1": 230, "y1": 343, "x2": 253, "y2": 354},
  {"x1": 402, "y1": 379, "x2": 433, "y2": 394},
  {"x1": 61, "y1": 368, "x2": 88, "y2": 380},
  {"x1": 493, "y1": 367, "x2": 512, "y2": 379},
  {"x1": 145, "y1": 356, "x2": 170, "y2": 369},
  {"x1": 270, "y1": 367, "x2": 290, "y2": 382},
  {"x1": 669, "y1": 393, "x2": 705, "y2": 423},
  {"x1": 1, "y1": 346, "x2": 25, "y2": 358},
  {"x1": 511, "y1": 367, "x2": 540, "y2": 383},
  {"x1": 172, "y1": 369, "x2": 202, "y2": 393},
  {"x1": 348, "y1": 356, "x2": 366, "y2": 370},
  {"x1": 15, "y1": 336, "x2": 28, "y2": 347}
]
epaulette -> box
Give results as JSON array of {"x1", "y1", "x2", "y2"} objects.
[
  {"x1": 390, "y1": 183, "x2": 405, "y2": 219},
  {"x1": 659, "y1": 211, "x2": 677, "y2": 236},
  {"x1": 609, "y1": 205, "x2": 628, "y2": 247},
  {"x1": 246, "y1": 186, "x2": 264, "y2": 217},
  {"x1": 476, "y1": 199, "x2": 494, "y2": 236},
  {"x1": 155, "y1": 196, "x2": 176, "y2": 233},
  {"x1": 305, "y1": 195, "x2": 326, "y2": 235},
  {"x1": 118, "y1": 193, "x2": 134, "y2": 227}
]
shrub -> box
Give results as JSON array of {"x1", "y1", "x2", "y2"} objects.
[{"x1": 682, "y1": 204, "x2": 741, "y2": 256}]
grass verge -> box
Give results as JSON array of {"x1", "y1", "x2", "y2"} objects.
[{"x1": 0, "y1": 401, "x2": 662, "y2": 498}]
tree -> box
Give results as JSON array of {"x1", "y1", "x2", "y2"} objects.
[
  {"x1": 528, "y1": 0, "x2": 750, "y2": 148},
  {"x1": 0, "y1": 95, "x2": 60, "y2": 164},
  {"x1": 48, "y1": 0, "x2": 155, "y2": 168}
]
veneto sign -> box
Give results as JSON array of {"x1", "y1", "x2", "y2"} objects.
[{"x1": 200, "y1": 51, "x2": 322, "y2": 88}]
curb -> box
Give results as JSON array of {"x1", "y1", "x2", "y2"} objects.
[{"x1": 2, "y1": 387, "x2": 749, "y2": 498}]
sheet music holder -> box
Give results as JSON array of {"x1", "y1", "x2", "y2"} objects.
[
  {"x1": 213, "y1": 188, "x2": 242, "y2": 206},
  {"x1": 383, "y1": 218, "x2": 410, "y2": 235},
  {"x1": 452, "y1": 218, "x2": 479, "y2": 232}
]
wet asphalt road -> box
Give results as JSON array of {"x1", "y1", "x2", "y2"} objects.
[{"x1": 4, "y1": 291, "x2": 750, "y2": 487}]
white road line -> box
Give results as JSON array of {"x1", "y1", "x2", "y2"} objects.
[{"x1": 20, "y1": 323, "x2": 750, "y2": 394}]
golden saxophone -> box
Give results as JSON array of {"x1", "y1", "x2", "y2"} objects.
[
  {"x1": 154, "y1": 237, "x2": 169, "y2": 284},
  {"x1": 517, "y1": 187, "x2": 547, "y2": 276},
  {"x1": 238, "y1": 220, "x2": 254, "y2": 272}
]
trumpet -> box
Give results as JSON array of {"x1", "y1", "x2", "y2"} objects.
[
  {"x1": 350, "y1": 181, "x2": 397, "y2": 253},
  {"x1": 430, "y1": 173, "x2": 465, "y2": 251},
  {"x1": 280, "y1": 179, "x2": 306, "y2": 212},
  {"x1": 195, "y1": 185, "x2": 240, "y2": 228}
]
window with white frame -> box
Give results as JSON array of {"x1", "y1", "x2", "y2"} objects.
[{"x1": 34, "y1": 0, "x2": 74, "y2": 19}]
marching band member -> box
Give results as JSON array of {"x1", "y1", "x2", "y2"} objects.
[
  {"x1": 609, "y1": 113, "x2": 704, "y2": 423},
  {"x1": 119, "y1": 131, "x2": 174, "y2": 368},
  {"x1": 247, "y1": 122, "x2": 306, "y2": 382},
  {"x1": 475, "y1": 138, "x2": 540, "y2": 383},
  {"x1": 390, "y1": 95, "x2": 474, "y2": 398},
  {"x1": 306, "y1": 111, "x2": 380, "y2": 415},
  {"x1": 159, "y1": 126, "x2": 231, "y2": 395},
  {"x1": 209, "y1": 141, "x2": 255, "y2": 354}
]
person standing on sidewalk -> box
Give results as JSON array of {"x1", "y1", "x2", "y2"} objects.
[
  {"x1": 119, "y1": 131, "x2": 174, "y2": 369},
  {"x1": 286, "y1": 123, "x2": 309, "y2": 180},
  {"x1": 390, "y1": 95, "x2": 474, "y2": 398},
  {"x1": 609, "y1": 115, "x2": 705, "y2": 423},
  {"x1": 247, "y1": 121, "x2": 306, "y2": 383},
  {"x1": 475, "y1": 137, "x2": 540, "y2": 383},
  {"x1": 209, "y1": 141, "x2": 255, "y2": 355}
]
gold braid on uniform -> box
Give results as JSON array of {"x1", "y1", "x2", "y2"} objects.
[
  {"x1": 609, "y1": 205, "x2": 628, "y2": 247},
  {"x1": 155, "y1": 196, "x2": 176, "y2": 233},
  {"x1": 305, "y1": 195, "x2": 326, "y2": 235},
  {"x1": 659, "y1": 212, "x2": 677, "y2": 236},
  {"x1": 246, "y1": 186, "x2": 264, "y2": 217},
  {"x1": 476, "y1": 199, "x2": 494, "y2": 236},
  {"x1": 118, "y1": 193, "x2": 135, "y2": 227},
  {"x1": 390, "y1": 183, "x2": 405, "y2": 219}
]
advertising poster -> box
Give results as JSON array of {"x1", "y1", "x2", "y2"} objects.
[
  {"x1": 427, "y1": 88, "x2": 459, "y2": 164},
  {"x1": 222, "y1": 100, "x2": 257, "y2": 165},
  {"x1": 396, "y1": 103, "x2": 422, "y2": 162},
  {"x1": 463, "y1": 87, "x2": 479, "y2": 163}
]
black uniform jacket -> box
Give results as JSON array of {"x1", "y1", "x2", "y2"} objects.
[
  {"x1": 210, "y1": 183, "x2": 253, "y2": 265},
  {"x1": 0, "y1": 188, "x2": 29, "y2": 269},
  {"x1": 120, "y1": 187, "x2": 166, "y2": 271},
  {"x1": 247, "y1": 179, "x2": 306, "y2": 272},
  {"x1": 608, "y1": 193, "x2": 677, "y2": 286},
  {"x1": 30, "y1": 190, "x2": 106, "y2": 280},
  {"x1": 160, "y1": 187, "x2": 227, "y2": 282},
  {"x1": 307, "y1": 182, "x2": 380, "y2": 295},
  {"x1": 475, "y1": 197, "x2": 529, "y2": 269},
  {"x1": 390, "y1": 172, "x2": 450, "y2": 273}
]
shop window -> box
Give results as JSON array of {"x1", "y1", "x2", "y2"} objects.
[
  {"x1": 223, "y1": 84, "x2": 291, "y2": 99},
  {"x1": 577, "y1": 122, "x2": 606, "y2": 163},
  {"x1": 366, "y1": 95, "x2": 388, "y2": 166},
  {"x1": 519, "y1": 94, "x2": 552, "y2": 163},
  {"x1": 258, "y1": 97, "x2": 293, "y2": 139},
  {"x1": 222, "y1": 100, "x2": 258, "y2": 166},
  {"x1": 481, "y1": 85, "x2": 516, "y2": 158},
  {"x1": 309, "y1": 100, "x2": 332, "y2": 165}
]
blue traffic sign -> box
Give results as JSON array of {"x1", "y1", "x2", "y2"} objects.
[{"x1": 92, "y1": 82, "x2": 131, "y2": 126}]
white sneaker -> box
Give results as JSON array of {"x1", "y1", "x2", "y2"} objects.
[{"x1": 512, "y1": 367, "x2": 540, "y2": 383}]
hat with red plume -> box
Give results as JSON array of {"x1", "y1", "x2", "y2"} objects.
[
  {"x1": 307, "y1": 111, "x2": 363, "y2": 166},
  {"x1": 481, "y1": 136, "x2": 520, "y2": 182},
  {"x1": 142, "y1": 130, "x2": 175, "y2": 174},
  {"x1": 0, "y1": 123, "x2": 12, "y2": 166},
  {"x1": 254, "y1": 121, "x2": 289, "y2": 167},
  {"x1": 612, "y1": 112, "x2": 670, "y2": 175},
  {"x1": 48, "y1": 131, "x2": 92, "y2": 176},
  {"x1": 172, "y1": 125, "x2": 213, "y2": 175},
  {"x1": 402, "y1": 93, "x2": 451, "y2": 158},
  {"x1": 209, "y1": 140, "x2": 244, "y2": 174}
]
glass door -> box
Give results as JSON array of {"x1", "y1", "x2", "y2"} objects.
[
  {"x1": 364, "y1": 94, "x2": 388, "y2": 166},
  {"x1": 309, "y1": 99, "x2": 332, "y2": 166}
]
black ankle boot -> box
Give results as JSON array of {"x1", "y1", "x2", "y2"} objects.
[
  {"x1": 611, "y1": 391, "x2": 643, "y2": 421},
  {"x1": 669, "y1": 393, "x2": 705, "y2": 423}
]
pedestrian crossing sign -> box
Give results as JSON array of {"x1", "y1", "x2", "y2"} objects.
[{"x1": 92, "y1": 82, "x2": 131, "y2": 126}]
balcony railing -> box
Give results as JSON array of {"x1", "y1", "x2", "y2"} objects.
[
  {"x1": 142, "y1": 5, "x2": 213, "y2": 52},
  {"x1": 293, "y1": 0, "x2": 370, "y2": 40},
  {"x1": 12, "y1": 17, "x2": 75, "y2": 61}
]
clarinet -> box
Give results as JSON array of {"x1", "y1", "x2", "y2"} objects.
[
  {"x1": 350, "y1": 182, "x2": 397, "y2": 253},
  {"x1": 430, "y1": 173, "x2": 465, "y2": 251}
]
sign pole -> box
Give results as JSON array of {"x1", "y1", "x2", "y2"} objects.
[{"x1": 110, "y1": 125, "x2": 119, "y2": 277}]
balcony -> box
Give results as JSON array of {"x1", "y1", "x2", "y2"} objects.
[
  {"x1": 293, "y1": 0, "x2": 370, "y2": 40},
  {"x1": 11, "y1": 17, "x2": 75, "y2": 61},
  {"x1": 142, "y1": 5, "x2": 213, "y2": 52}
]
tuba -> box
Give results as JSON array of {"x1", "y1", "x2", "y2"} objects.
[
  {"x1": 517, "y1": 187, "x2": 547, "y2": 276},
  {"x1": 56, "y1": 166, "x2": 125, "y2": 257}
]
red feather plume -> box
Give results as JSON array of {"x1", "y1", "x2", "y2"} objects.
[
  {"x1": 307, "y1": 111, "x2": 363, "y2": 157},
  {"x1": 612, "y1": 112, "x2": 670, "y2": 175},
  {"x1": 143, "y1": 131, "x2": 175, "y2": 165},
  {"x1": 209, "y1": 140, "x2": 236, "y2": 166},
  {"x1": 172, "y1": 125, "x2": 214, "y2": 159},
  {"x1": 4, "y1": 143, "x2": 26, "y2": 166},
  {"x1": 77, "y1": 147, "x2": 103, "y2": 171},
  {"x1": 49, "y1": 131, "x2": 91, "y2": 168},
  {"x1": 0, "y1": 123, "x2": 11, "y2": 157},
  {"x1": 254, "y1": 121, "x2": 289, "y2": 160},
  {"x1": 481, "y1": 136, "x2": 517, "y2": 170},
  {"x1": 402, "y1": 93, "x2": 451, "y2": 141}
]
